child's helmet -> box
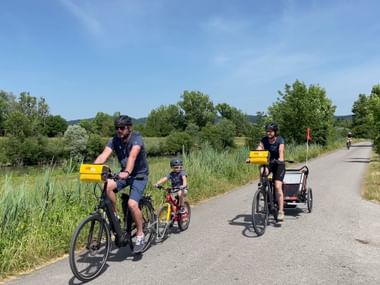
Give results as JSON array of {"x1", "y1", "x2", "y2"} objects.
[{"x1": 170, "y1": 159, "x2": 183, "y2": 168}]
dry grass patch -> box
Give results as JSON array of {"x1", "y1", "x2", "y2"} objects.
[{"x1": 363, "y1": 151, "x2": 380, "y2": 203}]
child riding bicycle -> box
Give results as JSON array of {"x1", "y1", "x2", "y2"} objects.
[{"x1": 154, "y1": 159, "x2": 188, "y2": 214}]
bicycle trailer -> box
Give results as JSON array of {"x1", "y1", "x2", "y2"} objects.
[{"x1": 282, "y1": 165, "x2": 313, "y2": 212}]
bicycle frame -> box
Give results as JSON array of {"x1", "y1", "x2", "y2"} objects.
[
  {"x1": 93, "y1": 180, "x2": 133, "y2": 248},
  {"x1": 259, "y1": 165, "x2": 277, "y2": 216},
  {"x1": 160, "y1": 190, "x2": 181, "y2": 223}
]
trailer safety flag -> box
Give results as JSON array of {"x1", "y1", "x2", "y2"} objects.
[{"x1": 306, "y1": 128, "x2": 312, "y2": 141}]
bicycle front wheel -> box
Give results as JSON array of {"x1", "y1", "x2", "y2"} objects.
[
  {"x1": 251, "y1": 189, "x2": 268, "y2": 236},
  {"x1": 69, "y1": 214, "x2": 111, "y2": 282},
  {"x1": 140, "y1": 199, "x2": 156, "y2": 251}
]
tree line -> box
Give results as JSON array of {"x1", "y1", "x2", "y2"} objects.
[
  {"x1": 1, "y1": 80, "x2": 378, "y2": 166},
  {"x1": 350, "y1": 84, "x2": 380, "y2": 153}
]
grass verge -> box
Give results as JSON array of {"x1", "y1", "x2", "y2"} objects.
[{"x1": 363, "y1": 151, "x2": 380, "y2": 203}]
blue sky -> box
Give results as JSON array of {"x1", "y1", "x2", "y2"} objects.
[{"x1": 1, "y1": 0, "x2": 380, "y2": 120}]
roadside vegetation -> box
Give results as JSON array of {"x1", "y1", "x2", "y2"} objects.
[
  {"x1": 363, "y1": 151, "x2": 380, "y2": 203},
  {"x1": 0, "y1": 141, "x2": 346, "y2": 279},
  {"x1": 1, "y1": 81, "x2": 379, "y2": 279}
]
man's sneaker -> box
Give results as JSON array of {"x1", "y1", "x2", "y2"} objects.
[
  {"x1": 133, "y1": 235, "x2": 145, "y2": 254},
  {"x1": 179, "y1": 206, "x2": 186, "y2": 214},
  {"x1": 277, "y1": 211, "x2": 285, "y2": 222}
]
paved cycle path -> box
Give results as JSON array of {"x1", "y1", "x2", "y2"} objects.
[{"x1": 6, "y1": 142, "x2": 380, "y2": 284}]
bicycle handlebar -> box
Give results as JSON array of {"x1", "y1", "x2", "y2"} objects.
[{"x1": 154, "y1": 185, "x2": 187, "y2": 193}]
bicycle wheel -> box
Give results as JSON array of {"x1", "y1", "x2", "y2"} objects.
[
  {"x1": 178, "y1": 201, "x2": 191, "y2": 231},
  {"x1": 251, "y1": 189, "x2": 268, "y2": 236},
  {"x1": 139, "y1": 199, "x2": 155, "y2": 251},
  {"x1": 69, "y1": 214, "x2": 111, "y2": 282},
  {"x1": 156, "y1": 203, "x2": 171, "y2": 242},
  {"x1": 307, "y1": 187, "x2": 313, "y2": 213}
]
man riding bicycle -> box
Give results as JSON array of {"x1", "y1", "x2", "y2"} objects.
[
  {"x1": 257, "y1": 123, "x2": 286, "y2": 221},
  {"x1": 94, "y1": 115, "x2": 149, "y2": 253}
]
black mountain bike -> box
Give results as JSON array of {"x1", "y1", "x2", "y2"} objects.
[
  {"x1": 69, "y1": 173, "x2": 155, "y2": 282},
  {"x1": 251, "y1": 163, "x2": 279, "y2": 236}
]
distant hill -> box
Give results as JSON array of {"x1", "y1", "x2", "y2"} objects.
[{"x1": 335, "y1": 115, "x2": 353, "y2": 121}]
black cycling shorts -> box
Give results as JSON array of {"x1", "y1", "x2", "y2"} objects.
[{"x1": 269, "y1": 161, "x2": 286, "y2": 182}]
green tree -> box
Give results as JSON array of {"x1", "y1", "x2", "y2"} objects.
[
  {"x1": 269, "y1": 80, "x2": 336, "y2": 145},
  {"x1": 79, "y1": 119, "x2": 96, "y2": 134},
  {"x1": 200, "y1": 119, "x2": 236, "y2": 150},
  {"x1": 369, "y1": 85, "x2": 380, "y2": 153},
  {"x1": 216, "y1": 103, "x2": 251, "y2": 136},
  {"x1": 64, "y1": 125, "x2": 89, "y2": 162},
  {"x1": 245, "y1": 112, "x2": 268, "y2": 149},
  {"x1": 0, "y1": 91, "x2": 16, "y2": 135},
  {"x1": 4, "y1": 112, "x2": 32, "y2": 137},
  {"x1": 44, "y1": 115, "x2": 68, "y2": 137},
  {"x1": 93, "y1": 112, "x2": 114, "y2": 137},
  {"x1": 145, "y1": 104, "x2": 185, "y2": 136},
  {"x1": 179, "y1": 91, "x2": 216, "y2": 128},
  {"x1": 351, "y1": 94, "x2": 373, "y2": 138},
  {"x1": 86, "y1": 134, "x2": 105, "y2": 161},
  {"x1": 165, "y1": 131, "x2": 193, "y2": 154},
  {"x1": 5, "y1": 136, "x2": 48, "y2": 166}
]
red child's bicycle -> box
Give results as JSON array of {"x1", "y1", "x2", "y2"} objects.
[{"x1": 154, "y1": 185, "x2": 191, "y2": 242}]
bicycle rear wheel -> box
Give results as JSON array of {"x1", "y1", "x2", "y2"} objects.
[
  {"x1": 178, "y1": 201, "x2": 191, "y2": 231},
  {"x1": 69, "y1": 214, "x2": 111, "y2": 282},
  {"x1": 251, "y1": 189, "x2": 268, "y2": 236},
  {"x1": 156, "y1": 203, "x2": 171, "y2": 242}
]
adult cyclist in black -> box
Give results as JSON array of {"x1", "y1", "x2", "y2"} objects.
[
  {"x1": 257, "y1": 123, "x2": 286, "y2": 221},
  {"x1": 94, "y1": 115, "x2": 149, "y2": 253},
  {"x1": 347, "y1": 131, "x2": 353, "y2": 149}
]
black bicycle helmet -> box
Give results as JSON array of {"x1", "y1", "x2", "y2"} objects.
[
  {"x1": 170, "y1": 159, "x2": 183, "y2": 168},
  {"x1": 114, "y1": 115, "x2": 132, "y2": 128},
  {"x1": 265, "y1": 123, "x2": 278, "y2": 133}
]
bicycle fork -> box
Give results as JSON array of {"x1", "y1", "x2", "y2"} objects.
[{"x1": 157, "y1": 203, "x2": 172, "y2": 234}]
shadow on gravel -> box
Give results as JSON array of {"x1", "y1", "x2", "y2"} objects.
[
  {"x1": 228, "y1": 214, "x2": 258, "y2": 238},
  {"x1": 107, "y1": 243, "x2": 144, "y2": 263},
  {"x1": 228, "y1": 214, "x2": 281, "y2": 238},
  {"x1": 345, "y1": 158, "x2": 371, "y2": 164},
  {"x1": 350, "y1": 144, "x2": 373, "y2": 148},
  {"x1": 284, "y1": 207, "x2": 304, "y2": 219}
]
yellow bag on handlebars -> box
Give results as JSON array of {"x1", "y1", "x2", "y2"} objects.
[
  {"x1": 79, "y1": 164, "x2": 111, "y2": 182},
  {"x1": 248, "y1": 150, "x2": 269, "y2": 165}
]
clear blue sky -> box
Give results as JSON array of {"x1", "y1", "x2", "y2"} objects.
[{"x1": 1, "y1": 0, "x2": 379, "y2": 120}]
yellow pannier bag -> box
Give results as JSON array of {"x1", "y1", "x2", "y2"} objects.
[
  {"x1": 79, "y1": 164, "x2": 111, "y2": 182},
  {"x1": 248, "y1": 150, "x2": 269, "y2": 165}
]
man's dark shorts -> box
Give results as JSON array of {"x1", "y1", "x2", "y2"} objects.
[
  {"x1": 115, "y1": 175, "x2": 148, "y2": 203},
  {"x1": 269, "y1": 161, "x2": 286, "y2": 182}
]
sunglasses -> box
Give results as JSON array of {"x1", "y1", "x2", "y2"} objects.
[{"x1": 115, "y1": 126, "x2": 126, "y2": 130}]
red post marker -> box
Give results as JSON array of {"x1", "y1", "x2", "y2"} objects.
[{"x1": 306, "y1": 128, "x2": 312, "y2": 141}]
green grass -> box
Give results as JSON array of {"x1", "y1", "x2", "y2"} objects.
[
  {"x1": 363, "y1": 151, "x2": 380, "y2": 203},
  {"x1": 0, "y1": 140, "x2": 348, "y2": 279}
]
